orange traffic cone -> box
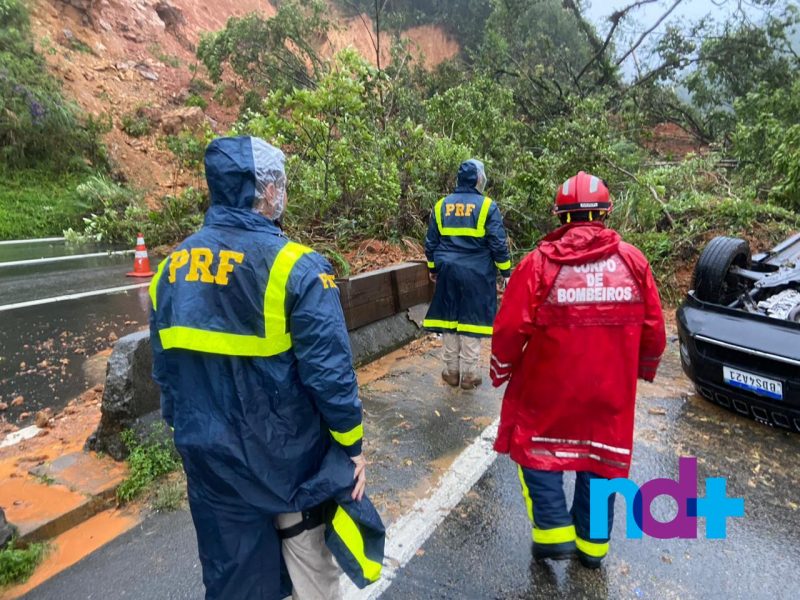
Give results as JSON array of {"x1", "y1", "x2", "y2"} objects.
[{"x1": 127, "y1": 232, "x2": 155, "y2": 277}]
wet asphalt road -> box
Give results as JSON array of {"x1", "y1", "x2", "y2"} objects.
[
  {"x1": 20, "y1": 341, "x2": 800, "y2": 600},
  {"x1": 0, "y1": 240, "x2": 153, "y2": 423}
]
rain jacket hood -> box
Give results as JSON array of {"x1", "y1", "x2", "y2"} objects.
[
  {"x1": 538, "y1": 222, "x2": 621, "y2": 265},
  {"x1": 205, "y1": 135, "x2": 286, "y2": 210},
  {"x1": 455, "y1": 159, "x2": 485, "y2": 193}
]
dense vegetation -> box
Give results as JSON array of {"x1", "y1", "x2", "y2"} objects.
[
  {"x1": 0, "y1": 0, "x2": 109, "y2": 238},
  {"x1": 196, "y1": 0, "x2": 800, "y2": 299},
  {"x1": 4, "y1": 0, "x2": 800, "y2": 302}
]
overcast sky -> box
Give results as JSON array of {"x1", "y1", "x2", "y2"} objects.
[{"x1": 582, "y1": 0, "x2": 791, "y2": 76}]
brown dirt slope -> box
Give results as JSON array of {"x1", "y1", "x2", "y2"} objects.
[{"x1": 29, "y1": 0, "x2": 458, "y2": 198}]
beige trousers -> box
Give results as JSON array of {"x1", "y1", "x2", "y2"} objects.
[
  {"x1": 442, "y1": 333, "x2": 482, "y2": 377},
  {"x1": 275, "y1": 512, "x2": 342, "y2": 600}
]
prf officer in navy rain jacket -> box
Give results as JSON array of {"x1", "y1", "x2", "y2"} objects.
[
  {"x1": 423, "y1": 159, "x2": 512, "y2": 390},
  {"x1": 149, "y1": 136, "x2": 384, "y2": 600}
]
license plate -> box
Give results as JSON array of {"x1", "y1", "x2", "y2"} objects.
[{"x1": 723, "y1": 366, "x2": 783, "y2": 400}]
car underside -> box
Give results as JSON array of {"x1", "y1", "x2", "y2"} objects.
[{"x1": 677, "y1": 233, "x2": 800, "y2": 431}]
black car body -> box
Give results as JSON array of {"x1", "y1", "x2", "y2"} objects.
[{"x1": 677, "y1": 233, "x2": 800, "y2": 430}]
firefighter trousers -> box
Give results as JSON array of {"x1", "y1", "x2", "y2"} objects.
[{"x1": 518, "y1": 467, "x2": 615, "y2": 565}]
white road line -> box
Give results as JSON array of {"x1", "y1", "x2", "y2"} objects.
[
  {"x1": 0, "y1": 283, "x2": 151, "y2": 312},
  {"x1": 342, "y1": 419, "x2": 500, "y2": 599},
  {"x1": 0, "y1": 237, "x2": 65, "y2": 246},
  {"x1": 0, "y1": 250, "x2": 133, "y2": 268}
]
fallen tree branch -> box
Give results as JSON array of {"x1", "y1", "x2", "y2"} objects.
[{"x1": 603, "y1": 158, "x2": 677, "y2": 228}]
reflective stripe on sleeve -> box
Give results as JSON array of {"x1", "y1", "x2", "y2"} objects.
[
  {"x1": 331, "y1": 507, "x2": 382, "y2": 583},
  {"x1": 576, "y1": 536, "x2": 609, "y2": 558},
  {"x1": 491, "y1": 354, "x2": 512, "y2": 368},
  {"x1": 495, "y1": 259, "x2": 511, "y2": 271},
  {"x1": 331, "y1": 423, "x2": 363, "y2": 447},
  {"x1": 427, "y1": 261, "x2": 435, "y2": 269}
]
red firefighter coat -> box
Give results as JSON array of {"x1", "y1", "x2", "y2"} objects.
[{"x1": 491, "y1": 222, "x2": 666, "y2": 478}]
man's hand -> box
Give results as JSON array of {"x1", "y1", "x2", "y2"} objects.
[
  {"x1": 429, "y1": 272, "x2": 437, "y2": 283},
  {"x1": 351, "y1": 453, "x2": 367, "y2": 501}
]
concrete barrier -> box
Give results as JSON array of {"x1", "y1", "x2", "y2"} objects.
[{"x1": 89, "y1": 304, "x2": 430, "y2": 459}]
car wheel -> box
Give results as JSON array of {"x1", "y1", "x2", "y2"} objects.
[{"x1": 692, "y1": 236, "x2": 751, "y2": 304}]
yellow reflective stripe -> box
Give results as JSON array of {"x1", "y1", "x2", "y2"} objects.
[
  {"x1": 427, "y1": 261, "x2": 435, "y2": 269},
  {"x1": 434, "y1": 198, "x2": 445, "y2": 234},
  {"x1": 436, "y1": 197, "x2": 493, "y2": 237},
  {"x1": 149, "y1": 258, "x2": 168, "y2": 311},
  {"x1": 159, "y1": 326, "x2": 291, "y2": 356},
  {"x1": 264, "y1": 241, "x2": 313, "y2": 338},
  {"x1": 517, "y1": 466, "x2": 534, "y2": 523},
  {"x1": 332, "y1": 506, "x2": 382, "y2": 583},
  {"x1": 476, "y1": 196, "x2": 492, "y2": 231},
  {"x1": 533, "y1": 524, "x2": 576, "y2": 545},
  {"x1": 457, "y1": 323, "x2": 493, "y2": 335},
  {"x1": 495, "y1": 259, "x2": 511, "y2": 271},
  {"x1": 576, "y1": 536, "x2": 609, "y2": 558},
  {"x1": 423, "y1": 319, "x2": 457, "y2": 329},
  {"x1": 422, "y1": 319, "x2": 493, "y2": 335},
  {"x1": 331, "y1": 423, "x2": 363, "y2": 447},
  {"x1": 158, "y1": 242, "x2": 312, "y2": 357}
]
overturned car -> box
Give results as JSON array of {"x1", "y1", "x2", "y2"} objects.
[{"x1": 677, "y1": 233, "x2": 800, "y2": 431}]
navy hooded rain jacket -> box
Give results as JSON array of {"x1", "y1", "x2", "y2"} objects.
[
  {"x1": 423, "y1": 160, "x2": 512, "y2": 337},
  {"x1": 149, "y1": 136, "x2": 384, "y2": 600}
]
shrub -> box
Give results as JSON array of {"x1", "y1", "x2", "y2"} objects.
[
  {"x1": 117, "y1": 428, "x2": 181, "y2": 504},
  {"x1": 184, "y1": 93, "x2": 207, "y2": 110},
  {"x1": 0, "y1": 540, "x2": 46, "y2": 586},
  {"x1": 120, "y1": 111, "x2": 152, "y2": 137},
  {"x1": 0, "y1": 0, "x2": 107, "y2": 171}
]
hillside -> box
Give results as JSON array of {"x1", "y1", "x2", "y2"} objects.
[{"x1": 26, "y1": 0, "x2": 458, "y2": 198}]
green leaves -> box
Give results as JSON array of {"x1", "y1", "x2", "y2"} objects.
[
  {"x1": 197, "y1": 0, "x2": 329, "y2": 94},
  {"x1": 117, "y1": 429, "x2": 181, "y2": 504}
]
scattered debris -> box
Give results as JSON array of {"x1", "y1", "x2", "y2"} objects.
[
  {"x1": 35, "y1": 409, "x2": 54, "y2": 429},
  {"x1": 11, "y1": 396, "x2": 24, "y2": 407}
]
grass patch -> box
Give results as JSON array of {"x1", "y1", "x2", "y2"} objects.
[
  {"x1": 0, "y1": 541, "x2": 47, "y2": 587},
  {"x1": 0, "y1": 170, "x2": 98, "y2": 240},
  {"x1": 117, "y1": 429, "x2": 181, "y2": 504},
  {"x1": 149, "y1": 474, "x2": 187, "y2": 512},
  {"x1": 147, "y1": 43, "x2": 180, "y2": 68},
  {"x1": 34, "y1": 473, "x2": 55, "y2": 486},
  {"x1": 184, "y1": 93, "x2": 207, "y2": 110},
  {"x1": 120, "y1": 111, "x2": 153, "y2": 138}
]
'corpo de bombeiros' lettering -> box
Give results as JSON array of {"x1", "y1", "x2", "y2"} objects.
[{"x1": 554, "y1": 257, "x2": 634, "y2": 304}]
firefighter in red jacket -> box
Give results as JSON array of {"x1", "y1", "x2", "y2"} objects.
[{"x1": 491, "y1": 172, "x2": 666, "y2": 569}]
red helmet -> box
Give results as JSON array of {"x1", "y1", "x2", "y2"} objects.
[{"x1": 554, "y1": 171, "x2": 612, "y2": 215}]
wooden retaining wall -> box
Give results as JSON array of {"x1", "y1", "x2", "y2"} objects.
[{"x1": 337, "y1": 261, "x2": 434, "y2": 331}]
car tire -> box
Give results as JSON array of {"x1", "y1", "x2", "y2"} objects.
[{"x1": 692, "y1": 236, "x2": 751, "y2": 304}]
